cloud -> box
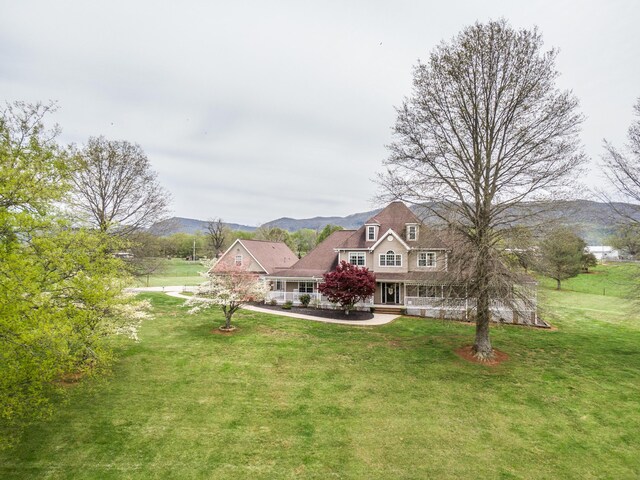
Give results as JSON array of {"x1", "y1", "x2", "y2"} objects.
[{"x1": 1, "y1": 0, "x2": 639, "y2": 224}]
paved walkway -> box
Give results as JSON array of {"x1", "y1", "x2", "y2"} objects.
[{"x1": 128, "y1": 286, "x2": 399, "y2": 326}]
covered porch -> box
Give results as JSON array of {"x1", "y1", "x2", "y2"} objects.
[{"x1": 265, "y1": 277, "x2": 374, "y2": 309}]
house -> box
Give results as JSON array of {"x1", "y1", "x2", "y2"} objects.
[
  {"x1": 210, "y1": 239, "x2": 297, "y2": 277},
  {"x1": 266, "y1": 202, "x2": 540, "y2": 325}
]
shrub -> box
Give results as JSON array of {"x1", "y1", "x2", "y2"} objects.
[
  {"x1": 299, "y1": 294, "x2": 311, "y2": 307},
  {"x1": 282, "y1": 301, "x2": 293, "y2": 310},
  {"x1": 269, "y1": 299, "x2": 277, "y2": 306}
]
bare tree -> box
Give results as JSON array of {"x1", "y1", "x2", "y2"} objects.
[
  {"x1": 70, "y1": 136, "x2": 171, "y2": 235},
  {"x1": 206, "y1": 218, "x2": 228, "y2": 258},
  {"x1": 602, "y1": 98, "x2": 640, "y2": 220},
  {"x1": 380, "y1": 20, "x2": 585, "y2": 359}
]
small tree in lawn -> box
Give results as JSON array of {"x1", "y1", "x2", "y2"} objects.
[
  {"x1": 187, "y1": 261, "x2": 268, "y2": 331},
  {"x1": 319, "y1": 261, "x2": 376, "y2": 314},
  {"x1": 538, "y1": 227, "x2": 586, "y2": 290}
]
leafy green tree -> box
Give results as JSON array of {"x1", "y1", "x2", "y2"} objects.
[
  {"x1": 159, "y1": 232, "x2": 207, "y2": 258},
  {"x1": 316, "y1": 224, "x2": 343, "y2": 245},
  {"x1": 608, "y1": 223, "x2": 640, "y2": 259},
  {"x1": 226, "y1": 230, "x2": 255, "y2": 244},
  {"x1": 290, "y1": 228, "x2": 317, "y2": 257},
  {"x1": 538, "y1": 227, "x2": 586, "y2": 289},
  {"x1": 1, "y1": 102, "x2": 142, "y2": 444},
  {"x1": 255, "y1": 226, "x2": 290, "y2": 244}
]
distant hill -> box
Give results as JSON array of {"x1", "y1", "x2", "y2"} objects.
[
  {"x1": 263, "y1": 200, "x2": 640, "y2": 244},
  {"x1": 261, "y1": 209, "x2": 383, "y2": 232},
  {"x1": 149, "y1": 217, "x2": 256, "y2": 236},
  {"x1": 152, "y1": 201, "x2": 640, "y2": 244}
]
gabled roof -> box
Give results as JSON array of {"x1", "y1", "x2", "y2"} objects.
[
  {"x1": 367, "y1": 201, "x2": 420, "y2": 228},
  {"x1": 338, "y1": 201, "x2": 448, "y2": 250},
  {"x1": 266, "y1": 230, "x2": 354, "y2": 278},
  {"x1": 368, "y1": 228, "x2": 411, "y2": 252},
  {"x1": 213, "y1": 239, "x2": 297, "y2": 275}
]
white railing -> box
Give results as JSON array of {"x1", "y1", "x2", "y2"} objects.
[
  {"x1": 406, "y1": 296, "x2": 534, "y2": 311},
  {"x1": 405, "y1": 297, "x2": 467, "y2": 309},
  {"x1": 268, "y1": 291, "x2": 321, "y2": 303},
  {"x1": 266, "y1": 291, "x2": 373, "y2": 307}
]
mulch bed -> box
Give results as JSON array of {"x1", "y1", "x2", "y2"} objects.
[
  {"x1": 211, "y1": 326, "x2": 238, "y2": 335},
  {"x1": 454, "y1": 345, "x2": 509, "y2": 366},
  {"x1": 249, "y1": 302, "x2": 374, "y2": 321}
]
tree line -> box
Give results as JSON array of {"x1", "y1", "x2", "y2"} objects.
[{"x1": 146, "y1": 222, "x2": 345, "y2": 261}]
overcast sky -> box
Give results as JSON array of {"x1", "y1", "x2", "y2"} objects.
[{"x1": 2, "y1": 0, "x2": 639, "y2": 226}]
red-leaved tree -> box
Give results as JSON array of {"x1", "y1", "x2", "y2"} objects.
[{"x1": 319, "y1": 261, "x2": 376, "y2": 314}]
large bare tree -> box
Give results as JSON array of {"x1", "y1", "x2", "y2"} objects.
[
  {"x1": 380, "y1": 20, "x2": 585, "y2": 359},
  {"x1": 602, "y1": 98, "x2": 640, "y2": 218},
  {"x1": 70, "y1": 136, "x2": 171, "y2": 235},
  {"x1": 206, "y1": 217, "x2": 228, "y2": 257}
]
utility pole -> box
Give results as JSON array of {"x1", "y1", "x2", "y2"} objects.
[{"x1": 192, "y1": 240, "x2": 196, "y2": 262}]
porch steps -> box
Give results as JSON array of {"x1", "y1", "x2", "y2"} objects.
[{"x1": 374, "y1": 306, "x2": 405, "y2": 315}]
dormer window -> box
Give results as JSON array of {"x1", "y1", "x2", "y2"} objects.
[
  {"x1": 367, "y1": 225, "x2": 377, "y2": 241},
  {"x1": 407, "y1": 225, "x2": 418, "y2": 241}
]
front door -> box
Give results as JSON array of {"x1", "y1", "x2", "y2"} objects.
[{"x1": 382, "y1": 282, "x2": 400, "y2": 304}]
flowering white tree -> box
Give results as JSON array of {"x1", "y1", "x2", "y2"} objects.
[{"x1": 186, "y1": 261, "x2": 268, "y2": 330}]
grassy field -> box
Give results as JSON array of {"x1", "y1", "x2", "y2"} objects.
[
  {"x1": 536, "y1": 262, "x2": 638, "y2": 298},
  {"x1": 132, "y1": 258, "x2": 205, "y2": 287},
  {"x1": 2, "y1": 266, "x2": 639, "y2": 478}
]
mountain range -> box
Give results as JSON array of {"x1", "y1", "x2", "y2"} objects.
[{"x1": 151, "y1": 200, "x2": 640, "y2": 245}]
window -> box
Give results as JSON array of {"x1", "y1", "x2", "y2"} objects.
[
  {"x1": 367, "y1": 226, "x2": 377, "y2": 241},
  {"x1": 235, "y1": 254, "x2": 243, "y2": 266},
  {"x1": 298, "y1": 281, "x2": 314, "y2": 293},
  {"x1": 407, "y1": 225, "x2": 418, "y2": 241},
  {"x1": 407, "y1": 285, "x2": 441, "y2": 297},
  {"x1": 275, "y1": 280, "x2": 284, "y2": 291},
  {"x1": 379, "y1": 250, "x2": 402, "y2": 267},
  {"x1": 348, "y1": 252, "x2": 366, "y2": 266},
  {"x1": 418, "y1": 252, "x2": 436, "y2": 267}
]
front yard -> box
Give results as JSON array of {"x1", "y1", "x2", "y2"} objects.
[{"x1": 2, "y1": 268, "x2": 639, "y2": 479}]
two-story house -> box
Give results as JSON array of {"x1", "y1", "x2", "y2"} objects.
[{"x1": 265, "y1": 201, "x2": 539, "y2": 325}]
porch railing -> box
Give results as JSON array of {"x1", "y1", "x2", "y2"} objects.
[
  {"x1": 266, "y1": 291, "x2": 373, "y2": 307},
  {"x1": 405, "y1": 296, "x2": 535, "y2": 313}
]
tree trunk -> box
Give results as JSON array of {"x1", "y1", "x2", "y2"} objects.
[
  {"x1": 472, "y1": 224, "x2": 494, "y2": 361},
  {"x1": 472, "y1": 287, "x2": 493, "y2": 360},
  {"x1": 224, "y1": 311, "x2": 232, "y2": 329},
  {"x1": 556, "y1": 278, "x2": 561, "y2": 290}
]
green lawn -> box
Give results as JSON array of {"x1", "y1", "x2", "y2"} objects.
[
  {"x1": 536, "y1": 262, "x2": 637, "y2": 298},
  {"x1": 132, "y1": 258, "x2": 205, "y2": 287},
  {"x1": 2, "y1": 267, "x2": 639, "y2": 478}
]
